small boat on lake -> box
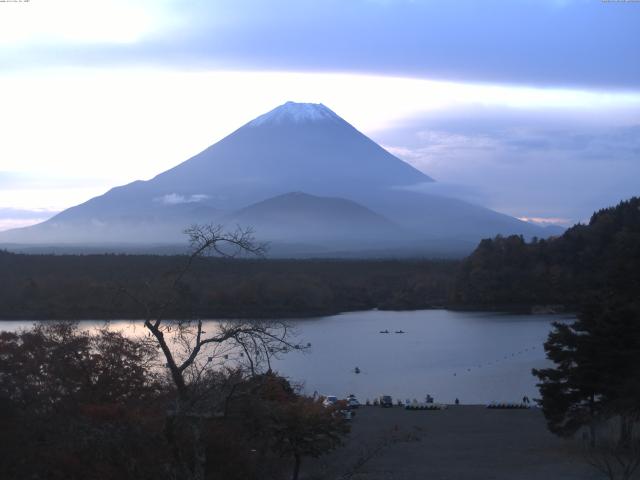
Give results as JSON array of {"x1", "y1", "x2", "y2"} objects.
[
  {"x1": 379, "y1": 329, "x2": 390, "y2": 334},
  {"x1": 395, "y1": 330, "x2": 405, "y2": 334}
]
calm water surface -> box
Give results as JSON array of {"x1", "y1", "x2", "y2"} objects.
[{"x1": 1, "y1": 309, "x2": 571, "y2": 405}]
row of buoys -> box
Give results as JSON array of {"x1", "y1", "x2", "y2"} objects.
[
  {"x1": 355, "y1": 397, "x2": 533, "y2": 409},
  {"x1": 405, "y1": 403, "x2": 447, "y2": 411},
  {"x1": 452, "y1": 345, "x2": 539, "y2": 376},
  {"x1": 487, "y1": 402, "x2": 530, "y2": 409}
]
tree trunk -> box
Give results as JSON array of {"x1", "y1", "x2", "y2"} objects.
[
  {"x1": 163, "y1": 393, "x2": 208, "y2": 480},
  {"x1": 589, "y1": 395, "x2": 597, "y2": 448},
  {"x1": 619, "y1": 414, "x2": 632, "y2": 448},
  {"x1": 191, "y1": 418, "x2": 207, "y2": 480},
  {"x1": 589, "y1": 422, "x2": 597, "y2": 448},
  {"x1": 292, "y1": 453, "x2": 301, "y2": 480}
]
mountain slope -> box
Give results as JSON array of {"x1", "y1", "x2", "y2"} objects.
[
  {"x1": 227, "y1": 192, "x2": 399, "y2": 245},
  {"x1": 135, "y1": 102, "x2": 433, "y2": 210},
  {"x1": 0, "y1": 101, "x2": 548, "y2": 254}
]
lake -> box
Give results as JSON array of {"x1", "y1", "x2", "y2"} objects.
[{"x1": 0, "y1": 309, "x2": 571, "y2": 405}]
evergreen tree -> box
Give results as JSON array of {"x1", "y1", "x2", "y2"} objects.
[
  {"x1": 453, "y1": 197, "x2": 640, "y2": 309},
  {"x1": 533, "y1": 296, "x2": 640, "y2": 442}
]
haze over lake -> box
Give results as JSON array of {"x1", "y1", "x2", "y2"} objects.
[{"x1": 1, "y1": 309, "x2": 570, "y2": 404}]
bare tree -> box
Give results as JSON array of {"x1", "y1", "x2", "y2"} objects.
[
  {"x1": 119, "y1": 224, "x2": 305, "y2": 480},
  {"x1": 584, "y1": 417, "x2": 640, "y2": 480}
]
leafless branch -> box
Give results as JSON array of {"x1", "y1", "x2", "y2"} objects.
[{"x1": 583, "y1": 420, "x2": 640, "y2": 480}]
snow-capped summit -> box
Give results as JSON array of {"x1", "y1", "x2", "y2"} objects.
[
  {"x1": 0, "y1": 100, "x2": 549, "y2": 253},
  {"x1": 248, "y1": 101, "x2": 340, "y2": 126}
]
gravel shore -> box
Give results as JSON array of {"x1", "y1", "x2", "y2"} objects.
[{"x1": 305, "y1": 405, "x2": 603, "y2": 480}]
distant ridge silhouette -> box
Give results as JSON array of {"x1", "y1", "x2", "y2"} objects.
[{"x1": 0, "y1": 102, "x2": 549, "y2": 256}]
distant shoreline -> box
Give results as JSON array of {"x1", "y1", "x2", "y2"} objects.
[
  {"x1": 0, "y1": 305, "x2": 574, "y2": 323},
  {"x1": 0, "y1": 249, "x2": 581, "y2": 321}
]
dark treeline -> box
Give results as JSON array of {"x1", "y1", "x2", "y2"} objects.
[
  {"x1": 0, "y1": 323, "x2": 349, "y2": 480},
  {"x1": 447, "y1": 196, "x2": 640, "y2": 474},
  {"x1": 451, "y1": 197, "x2": 640, "y2": 310},
  {"x1": 0, "y1": 254, "x2": 457, "y2": 320},
  {"x1": 2, "y1": 200, "x2": 639, "y2": 479},
  {"x1": 3, "y1": 197, "x2": 639, "y2": 320},
  {"x1": 1, "y1": 226, "x2": 354, "y2": 480},
  {"x1": 449, "y1": 198, "x2": 640, "y2": 477},
  {"x1": 526, "y1": 199, "x2": 640, "y2": 476}
]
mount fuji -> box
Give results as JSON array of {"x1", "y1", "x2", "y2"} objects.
[{"x1": 0, "y1": 101, "x2": 550, "y2": 256}]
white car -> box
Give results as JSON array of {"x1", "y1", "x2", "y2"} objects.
[
  {"x1": 347, "y1": 395, "x2": 360, "y2": 409},
  {"x1": 322, "y1": 395, "x2": 338, "y2": 407}
]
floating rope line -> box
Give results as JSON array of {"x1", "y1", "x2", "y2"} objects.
[{"x1": 452, "y1": 344, "x2": 543, "y2": 376}]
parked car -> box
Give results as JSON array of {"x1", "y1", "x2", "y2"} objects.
[
  {"x1": 379, "y1": 395, "x2": 393, "y2": 407},
  {"x1": 347, "y1": 394, "x2": 360, "y2": 409},
  {"x1": 340, "y1": 409, "x2": 353, "y2": 420},
  {"x1": 322, "y1": 395, "x2": 338, "y2": 408}
]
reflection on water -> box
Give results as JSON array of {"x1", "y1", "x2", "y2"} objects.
[{"x1": 0, "y1": 309, "x2": 571, "y2": 405}]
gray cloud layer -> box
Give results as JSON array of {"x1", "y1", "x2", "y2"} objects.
[
  {"x1": 2, "y1": 0, "x2": 639, "y2": 90},
  {"x1": 1, "y1": 1, "x2": 638, "y2": 227},
  {"x1": 376, "y1": 105, "x2": 640, "y2": 224}
]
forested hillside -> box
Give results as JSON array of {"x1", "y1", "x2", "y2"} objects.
[
  {"x1": 451, "y1": 197, "x2": 640, "y2": 310},
  {"x1": 0, "y1": 254, "x2": 456, "y2": 320},
  {"x1": 4, "y1": 198, "x2": 638, "y2": 320}
]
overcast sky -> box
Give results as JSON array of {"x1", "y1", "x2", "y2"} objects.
[{"x1": 1, "y1": 0, "x2": 639, "y2": 230}]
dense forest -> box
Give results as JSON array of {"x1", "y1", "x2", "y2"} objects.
[
  {"x1": 449, "y1": 197, "x2": 640, "y2": 472},
  {"x1": 0, "y1": 323, "x2": 349, "y2": 480},
  {"x1": 2, "y1": 197, "x2": 638, "y2": 320},
  {"x1": 451, "y1": 197, "x2": 640, "y2": 311},
  {"x1": 1, "y1": 228, "x2": 357, "y2": 480},
  {"x1": 526, "y1": 199, "x2": 640, "y2": 471},
  {"x1": 0, "y1": 254, "x2": 457, "y2": 320},
  {"x1": 2, "y1": 199, "x2": 639, "y2": 479}
]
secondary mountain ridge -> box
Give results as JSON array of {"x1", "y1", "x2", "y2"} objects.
[{"x1": 0, "y1": 101, "x2": 550, "y2": 256}]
